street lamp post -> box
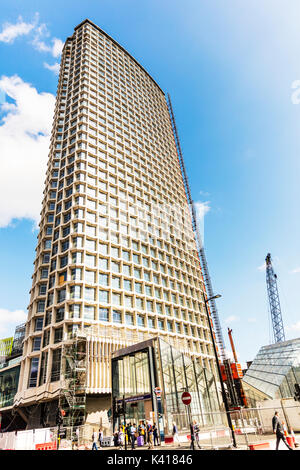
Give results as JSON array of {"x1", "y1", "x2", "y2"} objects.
[{"x1": 203, "y1": 293, "x2": 237, "y2": 448}]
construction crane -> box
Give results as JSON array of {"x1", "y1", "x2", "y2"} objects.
[
  {"x1": 167, "y1": 95, "x2": 251, "y2": 412},
  {"x1": 265, "y1": 253, "x2": 285, "y2": 343},
  {"x1": 227, "y1": 328, "x2": 248, "y2": 407},
  {"x1": 167, "y1": 93, "x2": 227, "y2": 363}
]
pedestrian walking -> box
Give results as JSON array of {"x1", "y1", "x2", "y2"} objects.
[
  {"x1": 193, "y1": 420, "x2": 201, "y2": 449},
  {"x1": 153, "y1": 422, "x2": 159, "y2": 446},
  {"x1": 145, "y1": 420, "x2": 149, "y2": 445},
  {"x1": 272, "y1": 411, "x2": 293, "y2": 450},
  {"x1": 98, "y1": 428, "x2": 103, "y2": 448},
  {"x1": 113, "y1": 431, "x2": 119, "y2": 447},
  {"x1": 147, "y1": 422, "x2": 154, "y2": 449},
  {"x1": 118, "y1": 426, "x2": 124, "y2": 450},
  {"x1": 126, "y1": 423, "x2": 132, "y2": 445},
  {"x1": 172, "y1": 422, "x2": 181, "y2": 447},
  {"x1": 131, "y1": 423, "x2": 137, "y2": 449},
  {"x1": 189, "y1": 423, "x2": 195, "y2": 450},
  {"x1": 92, "y1": 429, "x2": 98, "y2": 450}
]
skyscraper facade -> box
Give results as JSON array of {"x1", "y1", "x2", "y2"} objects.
[{"x1": 14, "y1": 19, "x2": 218, "y2": 428}]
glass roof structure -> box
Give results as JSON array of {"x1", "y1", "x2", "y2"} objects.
[{"x1": 242, "y1": 338, "x2": 300, "y2": 399}]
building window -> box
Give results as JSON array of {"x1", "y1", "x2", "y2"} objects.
[
  {"x1": 39, "y1": 284, "x2": 47, "y2": 295},
  {"x1": 39, "y1": 352, "x2": 48, "y2": 386},
  {"x1": 85, "y1": 287, "x2": 95, "y2": 301},
  {"x1": 28, "y1": 357, "x2": 39, "y2": 388},
  {"x1": 37, "y1": 301, "x2": 45, "y2": 313},
  {"x1": 54, "y1": 327, "x2": 63, "y2": 344},
  {"x1": 135, "y1": 282, "x2": 142, "y2": 294},
  {"x1": 57, "y1": 289, "x2": 66, "y2": 303},
  {"x1": 50, "y1": 348, "x2": 61, "y2": 382},
  {"x1": 84, "y1": 305, "x2": 95, "y2": 320},
  {"x1": 55, "y1": 307, "x2": 65, "y2": 323},
  {"x1": 99, "y1": 290, "x2": 109, "y2": 304},
  {"x1": 125, "y1": 313, "x2": 134, "y2": 325},
  {"x1": 99, "y1": 273, "x2": 108, "y2": 286},
  {"x1": 69, "y1": 304, "x2": 81, "y2": 319},
  {"x1": 32, "y1": 336, "x2": 41, "y2": 351},
  {"x1": 35, "y1": 317, "x2": 44, "y2": 331},
  {"x1": 99, "y1": 308, "x2": 109, "y2": 322},
  {"x1": 124, "y1": 280, "x2": 132, "y2": 291},
  {"x1": 112, "y1": 293, "x2": 121, "y2": 305},
  {"x1": 41, "y1": 267, "x2": 48, "y2": 279},
  {"x1": 70, "y1": 285, "x2": 81, "y2": 299},
  {"x1": 146, "y1": 301, "x2": 153, "y2": 312},
  {"x1": 113, "y1": 310, "x2": 122, "y2": 323}
]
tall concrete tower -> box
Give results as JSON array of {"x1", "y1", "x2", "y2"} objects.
[{"x1": 14, "y1": 19, "x2": 218, "y2": 430}]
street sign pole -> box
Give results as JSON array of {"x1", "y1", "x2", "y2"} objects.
[
  {"x1": 181, "y1": 391, "x2": 194, "y2": 450},
  {"x1": 154, "y1": 387, "x2": 162, "y2": 445},
  {"x1": 123, "y1": 395, "x2": 127, "y2": 451}
]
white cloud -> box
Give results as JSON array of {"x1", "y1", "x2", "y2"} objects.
[
  {"x1": 193, "y1": 200, "x2": 210, "y2": 247},
  {"x1": 194, "y1": 200, "x2": 210, "y2": 219},
  {"x1": 0, "y1": 13, "x2": 63, "y2": 60},
  {"x1": 0, "y1": 75, "x2": 55, "y2": 227},
  {"x1": 51, "y1": 38, "x2": 64, "y2": 58},
  {"x1": 32, "y1": 35, "x2": 63, "y2": 58},
  {"x1": 291, "y1": 267, "x2": 300, "y2": 274},
  {"x1": 257, "y1": 263, "x2": 266, "y2": 272},
  {"x1": 225, "y1": 315, "x2": 239, "y2": 323},
  {"x1": 286, "y1": 321, "x2": 300, "y2": 332},
  {"x1": 247, "y1": 317, "x2": 257, "y2": 323},
  {"x1": 224, "y1": 348, "x2": 234, "y2": 361},
  {"x1": 0, "y1": 308, "x2": 27, "y2": 337},
  {"x1": 31, "y1": 20, "x2": 63, "y2": 58},
  {"x1": 44, "y1": 62, "x2": 60, "y2": 75},
  {"x1": 0, "y1": 15, "x2": 37, "y2": 43}
]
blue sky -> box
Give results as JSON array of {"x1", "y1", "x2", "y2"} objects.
[{"x1": 0, "y1": 0, "x2": 300, "y2": 365}]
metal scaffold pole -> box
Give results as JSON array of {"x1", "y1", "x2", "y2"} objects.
[{"x1": 59, "y1": 331, "x2": 87, "y2": 445}]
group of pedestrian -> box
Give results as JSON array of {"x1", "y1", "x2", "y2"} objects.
[
  {"x1": 93, "y1": 411, "x2": 294, "y2": 451},
  {"x1": 113, "y1": 420, "x2": 160, "y2": 449},
  {"x1": 91, "y1": 428, "x2": 103, "y2": 450},
  {"x1": 172, "y1": 420, "x2": 201, "y2": 449}
]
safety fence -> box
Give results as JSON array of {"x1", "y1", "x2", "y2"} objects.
[
  {"x1": 0, "y1": 427, "x2": 58, "y2": 450},
  {"x1": 0, "y1": 405, "x2": 299, "y2": 450},
  {"x1": 168, "y1": 404, "x2": 300, "y2": 449}
]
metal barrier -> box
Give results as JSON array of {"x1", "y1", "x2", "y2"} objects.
[
  {"x1": 168, "y1": 404, "x2": 300, "y2": 450},
  {"x1": 1, "y1": 405, "x2": 299, "y2": 450}
]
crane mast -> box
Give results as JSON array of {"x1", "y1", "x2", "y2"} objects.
[
  {"x1": 167, "y1": 93, "x2": 226, "y2": 362},
  {"x1": 265, "y1": 253, "x2": 285, "y2": 343}
]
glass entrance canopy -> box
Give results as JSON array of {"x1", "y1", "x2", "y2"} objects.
[
  {"x1": 112, "y1": 336, "x2": 222, "y2": 435},
  {"x1": 242, "y1": 338, "x2": 300, "y2": 403}
]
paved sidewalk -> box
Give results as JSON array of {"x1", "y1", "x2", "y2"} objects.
[{"x1": 81, "y1": 435, "x2": 300, "y2": 451}]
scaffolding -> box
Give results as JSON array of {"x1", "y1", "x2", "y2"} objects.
[{"x1": 59, "y1": 331, "x2": 87, "y2": 440}]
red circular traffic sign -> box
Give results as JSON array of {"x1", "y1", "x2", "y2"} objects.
[{"x1": 181, "y1": 391, "x2": 191, "y2": 406}]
